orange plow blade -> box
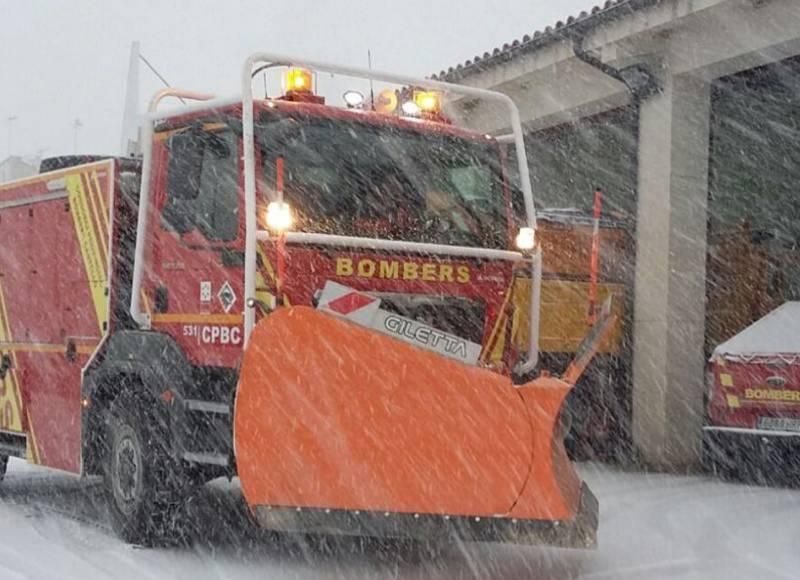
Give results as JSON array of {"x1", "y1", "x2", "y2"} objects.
[{"x1": 234, "y1": 306, "x2": 598, "y2": 547}]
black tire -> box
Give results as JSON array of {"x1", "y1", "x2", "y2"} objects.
[
  {"x1": 104, "y1": 392, "x2": 184, "y2": 545},
  {"x1": 0, "y1": 454, "x2": 7, "y2": 482}
]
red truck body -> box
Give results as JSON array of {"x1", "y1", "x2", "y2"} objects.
[
  {"x1": 0, "y1": 161, "x2": 120, "y2": 472},
  {"x1": 704, "y1": 302, "x2": 800, "y2": 476}
]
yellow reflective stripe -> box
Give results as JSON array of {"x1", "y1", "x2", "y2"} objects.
[
  {"x1": 66, "y1": 174, "x2": 107, "y2": 334},
  {"x1": 91, "y1": 170, "x2": 110, "y2": 234},
  {"x1": 82, "y1": 173, "x2": 108, "y2": 266},
  {"x1": 720, "y1": 373, "x2": 734, "y2": 388},
  {"x1": 0, "y1": 282, "x2": 25, "y2": 434},
  {"x1": 140, "y1": 290, "x2": 152, "y2": 317},
  {"x1": 1, "y1": 342, "x2": 62, "y2": 353},
  {"x1": 257, "y1": 246, "x2": 291, "y2": 306},
  {"x1": 726, "y1": 394, "x2": 741, "y2": 409},
  {"x1": 255, "y1": 290, "x2": 274, "y2": 302},
  {"x1": 254, "y1": 251, "x2": 276, "y2": 309},
  {"x1": 0, "y1": 342, "x2": 96, "y2": 355},
  {"x1": 25, "y1": 409, "x2": 40, "y2": 464},
  {"x1": 480, "y1": 282, "x2": 514, "y2": 364},
  {"x1": 151, "y1": 313, "x2": 243, "y2": 325},
  {"x1": 257, "y1": 246, "x2": 276, "y2": 282}
]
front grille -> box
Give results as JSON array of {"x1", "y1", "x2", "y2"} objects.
[{"x1": 376, "y1": 294, "x2": 486, "y2": 345}]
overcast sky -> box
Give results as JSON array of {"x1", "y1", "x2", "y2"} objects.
[{"x1": 1, "y1": 0, "x2": 594, "y2": 160}]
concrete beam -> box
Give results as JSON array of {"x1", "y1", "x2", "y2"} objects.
[
  {"x1": 669, "y1": 0, "x2": 800, "y2": 79},
  {"x1": 586, "y1": 0, "x2": 724, "y2": 50},
  {"x1": 455, "y1": 60, "x2": 630, "y2": 134},
  {"x1": 632, "y1": 73, "x2": 711, "y2": 469},
  {"x1": 455, "y1": 39, "x2": 577, "y2": 92}
]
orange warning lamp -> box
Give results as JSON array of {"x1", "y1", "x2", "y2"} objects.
[
  {"x1": 413, "y1": 90, "x2": 442, "y2": 114},
  {"x1": 375, "y1": 89, "x2": 398, "y2": 114},
  {"x1": 284, "y1": 68, "x2": 314, "y2": 94}
]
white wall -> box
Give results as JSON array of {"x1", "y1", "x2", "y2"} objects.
[{"x1": 0, "y1": 157, "x2": 38, "y2": 183}]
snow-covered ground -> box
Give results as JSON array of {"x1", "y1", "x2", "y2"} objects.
[{"x1": 0, "y1": 458, "x2": 798, "y2": 580}]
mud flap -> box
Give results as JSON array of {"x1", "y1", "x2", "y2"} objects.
[{"x1": 234, "y1": 306, "x2": 596, "y2": 547}]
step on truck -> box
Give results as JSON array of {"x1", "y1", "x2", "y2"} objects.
[{"x1": 0, "y1": 53, "x2": 606, "y2": 547}]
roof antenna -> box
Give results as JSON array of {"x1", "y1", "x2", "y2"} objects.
[
  {"x1": 367, "y1": 50, "x2": 375, "y2": 111},
  {"x1": 138, "y1": 52, "x2": 186, "y2": 105}
]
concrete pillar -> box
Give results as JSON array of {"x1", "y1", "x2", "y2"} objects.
[{"x1": 632, "y1": 73, "x2": 711, "y2": 469}]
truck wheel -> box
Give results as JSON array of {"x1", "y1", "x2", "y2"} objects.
[
  {"x1": 0, "y1": 455, "x2": 7, "y2": 482},
  {"x1": 104, "y1": 394, "x2": 182, "y2": 545}
]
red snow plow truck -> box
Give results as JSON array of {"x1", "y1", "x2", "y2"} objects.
[{"x1": 0, "y1": 53, "x2": 606, "y2": 547}]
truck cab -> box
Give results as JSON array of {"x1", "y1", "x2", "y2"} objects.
[{"x1": 139, "y1": 92, "x2": 527, "y2": 375}]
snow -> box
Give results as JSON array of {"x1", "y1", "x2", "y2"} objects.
[
  {"x1": 1, "y1": 459, "x2": 798, "y2": 579},
  {"x1": 713, "y1": 302, "x2": 800, "y2": 359}
]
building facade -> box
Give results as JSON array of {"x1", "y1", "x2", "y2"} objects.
[
  {"x1": 0, "y1": 156, "x2": 38, "y2": 182},
  {"x1": 437, "y1": 0, "x2": 800, "y2": 468}
]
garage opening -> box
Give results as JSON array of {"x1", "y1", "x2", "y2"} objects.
[
  {"x1": 519, "y1": 107, "x2": 639, "y2": 462},
  {"x1": 707, "y1": 57, "x2": 800, "y2": 355}
]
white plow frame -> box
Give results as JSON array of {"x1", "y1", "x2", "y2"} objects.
[{"x1": 131, "y1": 52, "x2": 543, "y2": 372}]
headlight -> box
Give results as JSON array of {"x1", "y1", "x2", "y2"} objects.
[
  {"x1": 515, "y1": 227, "x2": 536, "y2": 251},
  {"x1": 266, "y1": 201, "x2": 293, "y2": 232}
]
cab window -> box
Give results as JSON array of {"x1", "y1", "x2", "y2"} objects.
[
  {"x1": 256, "y1": 111, "x2": 508, "y2": 249},
  {"x1": 164, "y1": 127, "x2": 239, "y2": 242}
]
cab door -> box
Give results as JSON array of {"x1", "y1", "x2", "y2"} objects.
[{"x1": 145, "y1": 122, "x2": 245, "y2": 367}]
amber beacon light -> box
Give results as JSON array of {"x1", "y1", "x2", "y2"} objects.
[{"x1": 284, "y1": 68, "x2": 314, "y2": 94}]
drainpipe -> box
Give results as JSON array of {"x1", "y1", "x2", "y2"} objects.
[{"x1": 570, "y1": 33, "x2": 660, "y2": 102}]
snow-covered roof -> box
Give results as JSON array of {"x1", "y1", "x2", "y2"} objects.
[
  {"x1": 432, "y1": 0, "x2": 658, "y2": 82},
  {"x1": 713, "y1": 302, "x2": 800, "y2": 360}
]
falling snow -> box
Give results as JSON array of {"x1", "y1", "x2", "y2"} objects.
[{"x1": 3, "y1": 0, "x2": 800, "y2": 578}]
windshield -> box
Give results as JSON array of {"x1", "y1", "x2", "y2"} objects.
[{"x1": 256, "y1": 110, "x2": 509, "y2": 249}]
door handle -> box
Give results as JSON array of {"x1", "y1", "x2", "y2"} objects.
[
  {"x1": 65, "y1": 341, "x2": 77, "y2": 363},
  {"x1": 155, "y1": 286, "x2": 169, "y2": 313}
]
